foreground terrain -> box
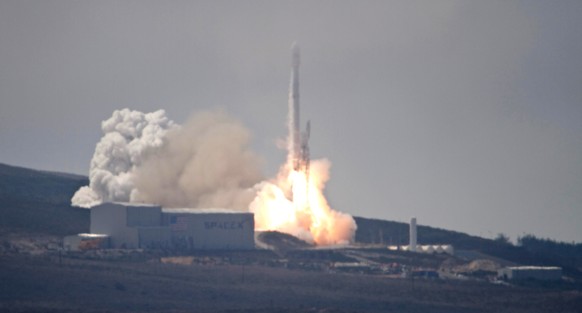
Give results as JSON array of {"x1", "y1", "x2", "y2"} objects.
[{"x1": 1, "y1": 252, "x2": 581, "y2": 313}]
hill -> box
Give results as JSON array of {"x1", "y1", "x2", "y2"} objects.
[{"x1": 0, "y1": 163, "x2": 89, "y2": 236}]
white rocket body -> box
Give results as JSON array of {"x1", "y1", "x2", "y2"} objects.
[{"x1": 289, "y1": 43, "x2": 302, "y2": 171}]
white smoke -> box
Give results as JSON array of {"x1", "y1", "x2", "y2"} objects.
[{"x1": 72, "y1": 109, "x2": 175, "y2": 208}]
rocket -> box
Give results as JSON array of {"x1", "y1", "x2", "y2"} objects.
[
  {"x1": 288, "y1": 42, "x2": 310, "y2": 173},
  {"x1": 289, "y1": 42, "x2": 301, "y2": 171}
]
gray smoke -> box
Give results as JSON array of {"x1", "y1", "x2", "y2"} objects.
[{"x1": 132, "y1": 110, "x2": 263, "y2": 210}]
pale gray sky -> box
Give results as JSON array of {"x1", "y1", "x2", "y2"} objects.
[{"x1": 1, "y1": 1, "x2": 581, "y2": 243}]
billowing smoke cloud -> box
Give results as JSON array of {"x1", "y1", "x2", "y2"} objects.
[
  {"x1": 132, "y1": 110, "x2": 263, "y2": 210},
  {"x1": 71, "y1": 109, "x2": 175, "y2": 207},
  {"x1": 72, "y1": 109, "x2": 263, "y2": 210}
]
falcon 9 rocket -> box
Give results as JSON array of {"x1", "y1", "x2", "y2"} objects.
[{"x1": 288, "y1": 42, "x2": 310, "y2": 173}]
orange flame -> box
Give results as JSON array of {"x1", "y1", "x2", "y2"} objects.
[{"x1": 250, "y1": 159, "x2": 357, "y2": 245}]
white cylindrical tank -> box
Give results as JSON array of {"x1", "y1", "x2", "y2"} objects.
[{"x1": 409, "y1": 217, "x2": 417, "y2": 252}]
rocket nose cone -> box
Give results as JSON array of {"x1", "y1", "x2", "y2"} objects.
[{"x1": 291, "y1": 41, "x2": 299, "y2": 52}]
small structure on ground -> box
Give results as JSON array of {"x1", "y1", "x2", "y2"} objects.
[{"x1": 497, "y1": 266, "x2": 562, "y2": 281}]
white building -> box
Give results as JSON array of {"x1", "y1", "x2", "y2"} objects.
[
  {"x1": 86, "y1": 202, "x2": 254, "y2": 250},
  {"x1": 497, "y1": 266, "x2": 562, "y2": 281}
]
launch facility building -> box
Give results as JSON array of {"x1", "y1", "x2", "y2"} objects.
[{"x1": 65, "y1": 202, "x2": 255, "y2": 251}]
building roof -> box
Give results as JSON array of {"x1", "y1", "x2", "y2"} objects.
[
  {"x1": 78, "y1": 233, "x2": 109, "y2": 238},
  {"x1": 110, "y1": 202, "x2": 160, "y2": 207},
  {"x1": 90, "y1": 202, "x2": 160, "y2": 208},
  {"x1": 506, "y1": 266, "x2": 561, "y2": 271},
  {"x1": 162, "y1": 208, "x2": 250, "y2": 214}
]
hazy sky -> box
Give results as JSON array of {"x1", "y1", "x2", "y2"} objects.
[{"x1": 1, "y1": 1, "x2": 581, "y2": 243}]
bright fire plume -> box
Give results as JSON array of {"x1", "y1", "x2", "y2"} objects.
[{"x1": 250, "y1": 159, "x2": 357, "y2": 245}]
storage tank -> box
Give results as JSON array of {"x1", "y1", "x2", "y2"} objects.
[{"x1": 409, "y1": 217, "x2": 417, "y2": 252}]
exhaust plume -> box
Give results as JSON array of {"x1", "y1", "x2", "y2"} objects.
[{"x1": 250, "y1": 159, "x2": 357, "y2": 245}]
